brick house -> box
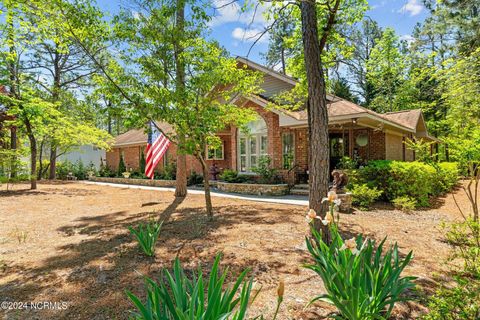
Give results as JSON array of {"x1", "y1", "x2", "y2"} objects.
[{"x1": 106, "y1": 58, "x2": 439, "y2": 183}]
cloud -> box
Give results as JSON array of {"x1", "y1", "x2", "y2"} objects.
[
  {"x1": 399, "y1": 0, "x2": 423, "y2": 16},
  {"x1": 210, "y1": 0, "x2": 270, "y2": 28},
  {"x1": 400, "y1": 34, "x2": 415, "y2": 44},
  {"x1": 232, "y1": 27, "x2": 269, "y2": 44}
]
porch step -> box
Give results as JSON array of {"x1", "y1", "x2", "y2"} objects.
[
  {"x1": 293, "y1": 184, "x2": 309, "y2": 190},
  {"x1": 289, "y1": 188, "x2": 309, "y2": 196}
]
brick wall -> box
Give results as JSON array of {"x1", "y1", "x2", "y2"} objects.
[
  {"x1": 369, "y1": 130, "x2": 386, "y2": 160},
  {"x1": 106, "y1": 134, "x2": 234, "y2": 178}
]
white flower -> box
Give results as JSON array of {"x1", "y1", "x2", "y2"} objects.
[
  {"x1": 306, "y1": 209, "x2": 321, "y2": 223},
  {"x1": 340, "y1": 238, "x2": 360, "y2": 255}
]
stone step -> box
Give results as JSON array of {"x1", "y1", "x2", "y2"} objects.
[
  {"x1": 293, "y1": 184, "x2": 309, "y2": 190},
  {"x1": 289, "y1": 188, "x2": 309, "y2": 196}
]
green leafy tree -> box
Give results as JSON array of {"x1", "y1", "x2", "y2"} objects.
[
  {"x1": 105, "y1": 1, "x2": 262, "y2": 219},
  {"x1": 265, "y1": 0, "x2": 367, "y2": 241},
  {"x1": 367, "y1": 27, "x2": 405, "y2": 113},
  {"x1": 344, "y1": 18, "x2": 382, "y2": 106}
]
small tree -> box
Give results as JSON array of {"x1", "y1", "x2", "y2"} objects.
[
  {"x1": 139, "y1": 149, "x2": 146, "y2": 175},
  {"x1": 117, "y1": 154, "x2": 126, "y2": 177}
]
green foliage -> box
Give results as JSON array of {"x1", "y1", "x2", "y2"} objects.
[
  {"x1": 367, "y1": 27, "x2": 405, "y2": 113},
  {"x1": 125, "y1": 255, "x2": 259, "y2": 320},
  {"x1": 117, "y1": 155, "x2": 126, "y2": 177},
  {"x1": 392, "y1": 196, "x2": 417, "y2": 212},
  {"x1": 139, "y1": 150, "x2": 146, "y2": 176},
  {"x1": 337, "y1": 156, "x2": 358, "y2": 170},
  {"x1": 349, "y1": 183, "x2": 382, "y2": 210},
  {"x1": 422, "y1": 277, "x2": 480, "y2": 320},
  {"x1": 128, "y1": 221, "x2": 163, "y2": 257},
  {"x1": 218, "y1": 169, "x2": 248, "y2": 183},
  {"x1": 187, "y1": 171, "x2": 203, "y2": 186},
  {"x1": 358, "y1": 160, "x2": 458, "y2": 207},
  {"x1": 158, "y1": 161, "x2": 176, "y2": 180},
  {"x1": 251, "y1": 155, "x2": 278, "y2": 184},
  {"x1": 306, "y1": 225, "x2": 416, "y2": 320},
  {"x1": 56, "y1": 159, "x2": 89, "y2": 180},
  {"x1": 443, "y1": 218, "x2": 480, "y2": 278}
]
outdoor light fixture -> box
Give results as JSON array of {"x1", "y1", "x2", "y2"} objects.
[{"x1": 352, "y1": 118, "x2": 358, "y2": 124}]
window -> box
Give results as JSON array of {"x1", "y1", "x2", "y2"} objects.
[
  {"x1": 238, "y1": 116, "x2": 268, "y2": 172},
  {"x1": 206, "y1": 142, "x2": 224, "y2": 160},
  {"x1": 282, "y1": 132, "x2": 295, "y2": 169}
]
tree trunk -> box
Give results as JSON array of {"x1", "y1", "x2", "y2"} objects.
[
  {"x1": 37, "y1": 140, "x2": 44, "y2": 180},
  {"x1": 25, "y1": 118, "x2": 37, "y2": 190},
  {"x1": 48, "y1": 145, "x2": 57, "y2": 179},
  {"x1": 198, "y1": 155, "x2": 213, "y2": 219},
  {"x1": 300, "y1": 0, "x2": 330, "y2": 243},
  {"x1": 10, "y1": 126, "x2": 17, "y2": 177},
  {"x1": 175, "y1": 145, "x2": 188, "y2": 197},
  {"x1": 173, "y1": 0, "x2": 188, "y2": 198}
]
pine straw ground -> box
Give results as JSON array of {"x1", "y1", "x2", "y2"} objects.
[{"x1": 0, "y1": 181, "x2": 471, "y2": 319}]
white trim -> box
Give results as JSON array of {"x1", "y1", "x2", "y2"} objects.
[
  {"x1": 236, "y1": 57, "x2": 298, "y2": 86},
  {"x1": 206, "y1": 142, "x2": 225, "y2": 160}
]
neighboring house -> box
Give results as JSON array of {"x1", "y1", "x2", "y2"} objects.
[
  {"x1": 106, "y1": 57, "x2": 439, "y2": 183},
  {"x1": 58, "y1": 145, "x2": 106, "y2": 170}
]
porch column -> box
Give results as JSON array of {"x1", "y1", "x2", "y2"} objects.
[
  {"x1": 348, "y1": 127, "x2": 354, "y2": 157},
  {"x1": 230, "y1": 126, "x2": 237, "y2": 170}
]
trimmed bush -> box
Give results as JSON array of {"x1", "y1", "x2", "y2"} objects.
[
  {"x1": 393, "y1": 196, "x2": 417, "y2": 212},
  {"x1": 187, "y1": 170, "x2": 203, "y2": 186},
  {"x1": 357, "y1": 160, "x2": 459, "y2": 207},
  {"x1": 349, "y1": 183, "x2": 383, "y2": 210},
  {"x1": 218, "y1": 169, "x2": 250, "y2": 183}
]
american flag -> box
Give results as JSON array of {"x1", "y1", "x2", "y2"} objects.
[{"x1": 145, "y1": 121, "x2": 171, "y2": 179}]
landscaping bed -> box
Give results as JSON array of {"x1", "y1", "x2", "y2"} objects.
[
  {"x1": 215, "y1": 181, "x2": 289, "y2": 196},
  {"x1": 88, "y1": 176, "x2": 177, "y2": 187},
  {"x1": 0, "y1": 181, "x2": 471, "y2": 319}
]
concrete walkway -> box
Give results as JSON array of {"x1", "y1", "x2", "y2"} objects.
[{"x1": 81, "y1": 181, "x2": 309, "y2": 206}]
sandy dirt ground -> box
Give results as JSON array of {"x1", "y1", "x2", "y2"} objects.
[{"x1": 0, "y1": 181, "x2": 470, "y2": 319}]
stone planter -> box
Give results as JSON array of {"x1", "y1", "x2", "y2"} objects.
[
  {"x1": 215, "y1": 181, "x2": 289, "y2": 196},
  {"x1": 338, "y1": 192, "x2": 353, "y2": 213},
  {"x1": 88, "y1": 176, "x2": 176, "y2": 188}
]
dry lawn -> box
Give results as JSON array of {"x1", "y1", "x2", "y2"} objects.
[{"x1": 0, "y1": 181, "x2": 470, "y2": 319}]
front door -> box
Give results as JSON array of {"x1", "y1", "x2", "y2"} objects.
[{"x1": 329, "y1": 133, "x2": 346, "y2": 170}]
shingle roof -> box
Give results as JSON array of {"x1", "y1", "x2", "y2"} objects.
[
  {"x1": 113, "y1": 121, "x2": 174, "y2": 146},
  {"x1": 383, "y1": 109, "x2": 422, "y2": 130}
]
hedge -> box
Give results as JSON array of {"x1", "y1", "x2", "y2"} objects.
[{"x1": 355, "y1": 161, "x2": 459, "y2": 207}]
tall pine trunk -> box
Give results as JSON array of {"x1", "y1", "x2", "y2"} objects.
[
  {"x1": 300, "y1": 0, "x2": 330, "y2": 242},
  {"x1": 173, "y1": 0, "x2": 188, "y2": 198}
]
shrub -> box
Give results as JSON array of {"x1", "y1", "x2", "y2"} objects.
[
  {"x1": 349, "y1": 183, "x2": 382, "y2": 210},
  {"x1": 443, "y1": 218, "x2": 480, "y2": 278},
  {"x1": 56, "y1": 159, "x2": 89, "y2": 180},
  {"x1": 162, "y1": 161, "x2": 176, "y2": 180},
  {"x1": 126, "y1": 255, "x2": 261, "y2": 320},
  {"x1": 218, "y1": 169, "x2": 249, "y2": 183},
  {"x1": 337, "y1": 156, "x2": 358, "y2": 170},
  {"x1": 187, "y1": 170, "x2": 203, "y2": 186},
  {"x1": 422, "y1": 276, "x2": 480, "y2": 320},
  {"x1": 117, "y1": 155, "x2": 126, "y2": 177},
  {"x1": 358, "y1": 160, "x2": 459, "y2": 207},
  {"x1": 128, "y1": 221, "x2": 163, "y2": 257},
  {"x1": 306, "y1": 225, "x2": 416, "y2": 320},
  {"x1": 139, "y1": 150, "x2": 146, "y2": 175},
  {"x1": 252, "y1": 155, "x2": 278, "y2": 184},
  {"x1": 393, "y1": 196, "x2": 417, "y2": 212},
  {"x1": 434, "y1": 162, "x2": 459, "y2": 194}
]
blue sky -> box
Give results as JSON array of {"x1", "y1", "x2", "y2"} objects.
[{"x1": 97, "y1": 0, "x2": 428, "y2": 63}]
